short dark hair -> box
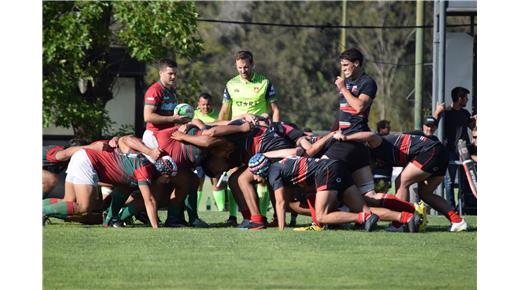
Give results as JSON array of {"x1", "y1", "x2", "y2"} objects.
[
  {"x1": 376, "y1": 120, "x2": 390, "y2": 130},
  {"x1": 199, "y1": 92, "x2": 213, "y2": 102},
  {"x1": 423, "y1": 116, "x2": 438, "y2": 127},
  {"x1": 159, "y1": 58, "x2": 177, "y2": 71},
  {"x1": 235, "y1": 50, "x2": 254, "y2": 64},
  {"x1": 339, "y1": 48, "x2": 364, "y2": 67},
  {"x1": 451, "y1": 87, "x2": 469, "y2": 102}
]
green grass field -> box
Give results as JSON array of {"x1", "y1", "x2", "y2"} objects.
[{"x1": 43, "y1": 209, "x2": 476, "y2": 290}]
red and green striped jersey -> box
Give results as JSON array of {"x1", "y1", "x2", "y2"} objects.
[
  {"x1": 144, "y1": 81, "x2": 178, "y2": 132},
  {"x1": 155, "y1": 126, "x2": 204, "y2": 170},
  {"x1": 84, "y1": 148, "x2": 156, "y2": 187}
]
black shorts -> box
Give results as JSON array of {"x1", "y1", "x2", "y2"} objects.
[
  {"x1": 411, "y1": 144, "x2": 449, "y2": 176},
  {"x1": 314, "y1": 161, "x2": 354, "y2": 192},
  {"x1": 323, "y1": 140, "x2": 369, "y2": 172}
]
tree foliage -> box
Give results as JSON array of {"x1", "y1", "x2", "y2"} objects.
[{"x1": 43, "y1": 1, "x2": 202, "y2": 139}]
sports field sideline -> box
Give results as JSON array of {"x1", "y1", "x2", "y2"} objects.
[{"x1": 44, "y1": 211, "x2": 476, "y2": 290}]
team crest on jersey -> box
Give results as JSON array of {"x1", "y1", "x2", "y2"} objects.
[
  {"x1": 254, "y1": 87, "x2": 260, "y2": 93},
  {"x1": 234, "y1": 89, "x2": 239, "y2": 93},
  {"x1": 352, "y1": 85, "x2": 359, "y2": 93},
  {"x1": 336, "y1": 178, "x2": 342, "y2": 183}
]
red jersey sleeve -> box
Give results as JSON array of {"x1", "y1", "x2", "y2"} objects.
[
  {"x1": 133, "y1": 164, "x2": 155, "y2": 186},
  {"x1": 46, "y1": 146, "x2": 65, "y2": 163},
  {"x1": 144, "y1": 83, "x2": 162, "y2": 107}
]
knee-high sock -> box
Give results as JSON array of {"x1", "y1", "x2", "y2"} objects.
[
  {"x1": 306, "y1": 195, "x2": 321, "y2": 226},
  {"x1": 117, "y1": 203, "x2": 137, "y2": 222},
  {"x1": 43, "y1": 201, "x2": 74, "y2": 220},
  {"x1": 212, "y1": 189, "x2": 226, "y2": 211},
  {"x1": 381, "y1": 194, "x2": 415, "y2": 213},
  {"x1": 446, "y1": 210, "x2": 463, "y2": 223},
  {"x1": 103, "y1": 191, "x2": 129, "y2": 225},
  {"x1": 227, "y1": 187, "x2": 237, "y2": 217},
  {"x1": 184, "y1": 191, "x2": 199, "y2": 223},
  {"x1": 257, "y1": 184, "x2": 269, "y2": 216},
  {"x1": 197, "y1": 191, "x2": 203, "y2": 209},
  {"x1": 42, "y1": 198, "x2": 61, "y2": 206}
]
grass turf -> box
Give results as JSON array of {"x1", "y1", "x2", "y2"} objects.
[{"x1": 43, "y1": 211, "x2": 476, "y2": 290}]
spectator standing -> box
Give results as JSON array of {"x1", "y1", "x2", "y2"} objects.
[{"x1": 437, "y1": 87, "x2": 475, "y2": 211}]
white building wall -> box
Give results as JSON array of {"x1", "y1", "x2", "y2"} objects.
[{"x1": 43, "y1": 77, "x2": 135, "y2": 136}]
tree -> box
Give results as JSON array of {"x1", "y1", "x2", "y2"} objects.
[
  {"x1": 347, "y1": 1, "x2": 418, "y2": 131},
  {"x1": 43, "y1": 1, "x2": 203, "y2": 140}
]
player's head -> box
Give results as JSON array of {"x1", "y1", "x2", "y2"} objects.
[
  {"x1": 158, "y1": 58, "x2": 178, "y2": 87},
  {"x1": 376, "y1": 120, "x2": 391, "y2": 136},
  {"x1": 451, "y1": 87, "x2": 469, "y2": 106},
  {"x1": 154, "y1": 156, "x2": 178, "y2": 177},
  {"x1": 197, "y1": 93, "x2": 213, "y2": 114},
  {"x1": 339, "y1": 48, "x2": 364, "y2": 78},
  {"x1": 248, "y1": 153, "x2": 270, "y2": 181},
  {"x1": 235, "y1": 50, "x2": 254, "y2": 80},
  {"x1": 422, "y1": 116, "x2": 438, "y2": 136}
]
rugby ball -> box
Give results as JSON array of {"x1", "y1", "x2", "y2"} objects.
[{"x1": 174, "y1": 103, "x2": 194, "y2": 119}]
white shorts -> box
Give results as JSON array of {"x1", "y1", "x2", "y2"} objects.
[
  {"x1": 142, "y1": 130, "x2": 159, "y2": 162},
  {"x1": 65, "y1": 149, "x2": 99, "y2": 185}
]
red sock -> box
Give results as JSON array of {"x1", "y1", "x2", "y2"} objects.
[
  {"x1": 399, "y1": 212, "x2": 413, "y2": 224},
  {"x1": 306, "y1": 195, "x2": 321, "y2": 226},
  {"x1": 381, "y1": 194, "x2": 415, "y2": 213},
  {"x1": 447, "y1": 210, "x2": 462, "y2": 223},
  {"x1": 66, "y1": 201, "x2": 75, "y2": 216},
  {"x1": 251, "y1": 214, "x2": 264, "y2": 224},
  {"x1": 241, "y1": 209, "x2": 251, "y2": 220},
  {"x1": 357, "y1": 212, "x2": 370, "y2": 224}
]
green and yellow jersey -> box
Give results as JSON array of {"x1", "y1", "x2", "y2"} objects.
[
  {"x1": 193, "y1": 108, "x2": 219, "y2": 124},
  {"x1": 223, "y1": 73, "x2": 277, "y2": 118}
]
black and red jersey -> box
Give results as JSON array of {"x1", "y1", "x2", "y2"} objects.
[
  {"x1": 338, "y1": 73, "x2": 377, "y2": 134},
  {"x1": 224, "y1": 120, "x2": 300, "y2": 164},
  {"x1": 155, "y1": 126, "x2": 204, "y2": 170},
  {"x1": 372, "y1": 134, "x2": 439, "y2": 167},
  {"x1": 268, "y1": 156, "x2": 346, "y2": 192}
]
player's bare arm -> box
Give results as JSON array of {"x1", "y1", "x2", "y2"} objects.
[
  {"x1": 333, "y1": 131, "x2": 382, "y2": 148},
  {"x1": 305, "y1": 131, "x2": 335, "y2": 157},
  {"x1": 138, "y1": 184, "x2": 159, "y2": 229},
  {"x1": 144, "y1": 105, "x2": 189, "y2": 125},
  {"x1": 218, "y1": 102, "x2": 231, "y2": 121},
  {"x1": 119, "y1": 135, "x2": 161, "y2": 160},
  {"x1": 274, "y1": 187, "x2": 287, "y2": 231},
  {"x1": 270, "y1": 102, "x2": 280, "y2": 122}
]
